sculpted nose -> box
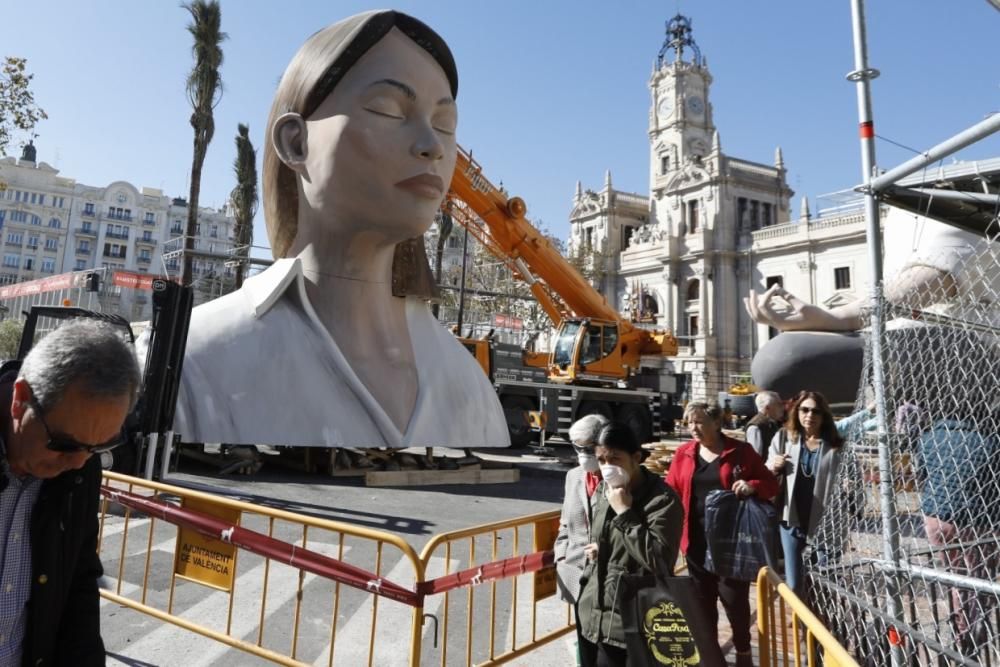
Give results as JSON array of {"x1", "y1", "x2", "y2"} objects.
[{"x1": 412, "y1": 122, "x2": 445, "y2": 161}]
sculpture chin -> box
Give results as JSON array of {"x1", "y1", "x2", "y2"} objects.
[{"x1": 751, "y1": 331, "x2": 866, "y2": 408}]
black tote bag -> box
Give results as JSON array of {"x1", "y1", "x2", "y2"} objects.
[{"x1": 619, "y1": 571, "x2": 726, "y2": 667}]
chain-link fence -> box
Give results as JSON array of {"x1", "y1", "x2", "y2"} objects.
[{"x1": 807, "y1": 221, "x2": 1000, "y2": 666}]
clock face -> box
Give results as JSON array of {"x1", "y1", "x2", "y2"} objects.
[
  {"x1": 687, "y1": 95, "x2": 705, "y2": 117},
  {"x1": 656, "y1": 95, "x2": 673, "y2": 120}
]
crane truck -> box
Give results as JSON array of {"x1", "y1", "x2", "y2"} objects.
[{"x1": 446, "y1": 147, "x2": 680, "y2": 446}]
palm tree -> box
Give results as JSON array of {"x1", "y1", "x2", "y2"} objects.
[
  {"x1": 230, "y1": 123, "x2": 257, "y2": 288},
  {"x1": 181, "y1": 0, "x2": 226, "y2": 286}
]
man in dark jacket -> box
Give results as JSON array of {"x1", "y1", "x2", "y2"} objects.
[{"x1": 0, "y1": 320, "x2": 140, "y2": 666}]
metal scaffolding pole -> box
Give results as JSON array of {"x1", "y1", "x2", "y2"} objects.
[{"x1": 847, "y1": 1, "x2": 904, "y2": 665}]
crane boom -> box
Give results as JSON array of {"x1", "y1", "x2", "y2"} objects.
[{"x1": 446, "y1": 145, "x2": 678, "y2": 384}]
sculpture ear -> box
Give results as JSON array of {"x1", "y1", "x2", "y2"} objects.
[{"x1": 272, "y1": 112, "x2": 308, "y2": 174}]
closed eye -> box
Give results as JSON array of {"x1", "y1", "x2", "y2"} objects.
[{"x1": 364, "y1": 107, "x2": 404, "y2": 120}]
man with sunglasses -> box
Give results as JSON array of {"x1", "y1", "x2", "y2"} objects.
[{"x1": 0, "y1": 319, "x2": 140, "y2": 666}]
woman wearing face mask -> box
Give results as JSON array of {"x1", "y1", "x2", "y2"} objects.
[
  {"x1": 555, "y1": 414, "x2": 610, "y2": 655},
  {"x1": 665, "y1": 402, "x2": 778, "y2": 667},
  {"x1": 575, "y1": 422, "x2": 683, "y2": 667}
]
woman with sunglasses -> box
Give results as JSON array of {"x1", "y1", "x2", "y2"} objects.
[{"x1": 766, "y1": 390, "x2": 869, "y2": 595}]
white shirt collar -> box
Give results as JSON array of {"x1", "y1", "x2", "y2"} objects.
[{"x1": 241, "y1": 257, "x2": 302, "y2": 318}]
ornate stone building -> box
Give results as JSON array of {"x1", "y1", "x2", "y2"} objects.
[
  {"x1": 570, "y1": 15, "x2": 794, "y2": 400},
  {"x1": 0, "y1": 141, "x2": 237, "y2": 321}
]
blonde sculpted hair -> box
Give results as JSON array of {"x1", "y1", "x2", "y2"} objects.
[{"x1": 262, "y1": 10, "x2": 458, "y2": 294}]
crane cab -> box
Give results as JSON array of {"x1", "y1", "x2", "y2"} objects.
[{"x1": 549, "y1": 318, "x2": 628, "y2": 385}]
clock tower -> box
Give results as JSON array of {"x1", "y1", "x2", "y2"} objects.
[{"x1": 649, "y1": 15, "x2": 714, "y2": 179}]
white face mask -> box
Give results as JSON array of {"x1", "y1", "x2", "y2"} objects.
[
  {"x1": 600, "y1": 464, "x2": 630, "y2": 489},
  {"x1": 578, "y1": 453, "x2": 600, "y2": 473}
]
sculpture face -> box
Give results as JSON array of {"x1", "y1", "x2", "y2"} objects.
[{"x1": 298, "y1": 28, "x2": 458, "y2": 241}]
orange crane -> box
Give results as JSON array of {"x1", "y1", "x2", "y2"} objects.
[
  {"x1": 443, "y1": 146, "x2": 680, "y2": 445},
  {"x1": 447, "y1": 146, "x2": 678, "y2": 385}
]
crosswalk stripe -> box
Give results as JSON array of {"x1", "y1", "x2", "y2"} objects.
[
  {"x1": 106, "y1": 542, "x2": 350, "y2": 667},
  {"x1": 315, "y1": 555, "x2": 456, "y2": 667}
]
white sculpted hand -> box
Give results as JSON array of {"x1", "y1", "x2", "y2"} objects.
[{"x1": 743, "y1": 285, "x2": 861, "y2": 332}]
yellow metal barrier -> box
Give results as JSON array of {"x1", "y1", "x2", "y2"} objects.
[
  {"x1": 99, "y1": 472, "x2": 427, "y2": 666},
  {"x1": 756, "y1": 567, "x2": 859, "y2": 667},
  {"x1": 417, "y1": 509, "x2": 574, "y2": 666}
]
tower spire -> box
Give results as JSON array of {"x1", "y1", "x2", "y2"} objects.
[
  {"x1": 604, "y1": 169, "x2": 613, "y2": 190},
  {"x1": 775, "y1": 146, "x2": 785, "y2": 170},
  {"x1": 657, "y1": 14, "x2": 703, "y2": 68}
]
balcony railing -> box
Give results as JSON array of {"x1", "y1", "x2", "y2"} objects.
[
  {"x1": 82, "y1": 209, "x2": 96, "y2": 217},
  {"x1": 105, "y1": 231, "x2": 130, "y2": 240},
  {"x1": 136, "y1": 236, "x2": 157, "y2": 246},
  {"x1": 142, "y1": 218, "x2": 157, "y2": 226},
  {"x1": 76, "y1": 246, "x2": 91, "y2": 255},
  {"x1": 75, "y1": 226, "x2": 97, "y2": 236},
  {"x1": 105, "y1": 214, "x2": 132, "y2": 222},
  {"x1": 102, "y1": 251, "x2": 127, "y2": 260},
  {"x1": 137, "y1": 255, "x2": 152, "y2": 264}
]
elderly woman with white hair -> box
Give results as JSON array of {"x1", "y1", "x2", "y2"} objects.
[
  {"x1": 555, "y1": 414, "x2": 610, "y2": 650},
  {"x1": 745, "y1": 390, "x2": 785, "y2": 458}
]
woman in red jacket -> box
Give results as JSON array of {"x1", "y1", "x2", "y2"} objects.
[{"x1": 666, "y1": 402, "x2": 778, "y2": 667}]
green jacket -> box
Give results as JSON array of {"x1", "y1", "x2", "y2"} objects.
[{"x1": 576, "y1": 467, "x2": 683, "y2": 648}]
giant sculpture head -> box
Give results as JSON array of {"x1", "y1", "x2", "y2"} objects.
[{"x1": 262, "y1": 10, "x2": 459, "y2": 294}]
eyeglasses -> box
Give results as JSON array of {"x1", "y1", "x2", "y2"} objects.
[
  {"x1": 798, "y1": 407, "x2": 821, "y2": 415},
  {"x1": 28, "y1": 395, "x2": 124, "y2": 455}
]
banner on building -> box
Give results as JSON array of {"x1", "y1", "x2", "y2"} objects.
[
  {"x1": 493, "y1": 314, "x2": 524, "y2": 330},
  {"x1": 112, "y1": 270, "x2": 175, "y2": 291},
  {"x1": 0, "y1": 272, "x2": 86, "y2": 300}
]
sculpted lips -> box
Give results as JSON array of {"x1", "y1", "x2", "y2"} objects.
[{"x1": 395, "y1": 173, "x2": 444, "y2": 198}]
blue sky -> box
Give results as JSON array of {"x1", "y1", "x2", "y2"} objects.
[{"x1": 4, "y1": 1, "x2": 999, "y2": 256}]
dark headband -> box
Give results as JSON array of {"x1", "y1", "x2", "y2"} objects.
[{"x1": 303, "y1": 11, "x2": 459, "y2": 119}]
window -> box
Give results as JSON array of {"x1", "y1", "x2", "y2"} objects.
[
  {"x1": 686, "y1": 279, "x2": 700, "y2": 302},
  {"x1": 83, "y1": 203, "x2": 95, "y2": 216},
  {"x1": 2, "y1": 254, "x2": 18, "y2": 268},
  {"x1": 23, "y1": 258, "x2": 33, "y2": 271},
  {"x1": 602, "y1": 325, "x2": 619, "y2": 356},
  {"x1": 27, "y1": 235, "x2": 38, "y2": 249},
  {"x1": 44, "y1": 238, "x2": 57, "y2": 251},
  {"x1": 81, "y1": 222, "x2": 93, "y2": 233},
  {"x1": 660, "y1": 155, "x2": 669, "y2": 175},
  {"x1": 834, "y1": 267, "x2": 851, "y2": 290},
  {"x1": 41, "y1": 258, "x2": 55, "y2": 273},
  {"x1": 688, "y1": 314, "x2": 699, "y2": 337},
  {"x1": 579, "y1": 325, "x2": 603, "y2": 365},
  {"x1": 6, "y1": 232, "x2": 22, "y2": 245},
  {"x1": 750, "y1": 200, "x2": 760, "y2": 230},
  {"x1": 687, "y1": 199, "x2": 699, "y2": 233},
  {"x1": 103, "y1": 243, "x2": 127, "y2": 259},
  {"x1": 622, "y1": 226, "x2": 635, "y2": 248},
  {"x1": 138, "y1": 249, "x2": 152, "y2": 261},
  {"x1": 584, "y1": 227, "x2": 594, "y2": 252},
  {"x1": 170, "y1": 223, "x2": 183, "y2": 235},
  {"x1": 30, "y1": 193, "x2": 37, "y2": 204},
  {"x1": 74, "y1": 259, "x2": 87, "y2": 271},
  {"x1": 142, "y1": 230, "x2": 153, "y2": 241},
  {"x1": 211, "y1": 224, "x2": 219, "y2": 238},
  {"x1": 37, "y1": 194, "x2": 45, "y2": 206},
  {"x1": 48, "y1": 217, "x2": 60, "y2": 228},
  {"x1": 737, "y1": 197, "x2": 748, "y2": 229},
  {"x1": 144, "y1": 212, "x2": 155, "y2": 224},
  {"x1": 762, "y1": 202, "x2": 773, "y2": 228}
]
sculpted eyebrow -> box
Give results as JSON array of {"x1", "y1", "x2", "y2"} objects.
[
  {"x1": 369, "y1": 78, "x2": 416, "y2": 100},
  {"x1": 369, "y1": 78, "x2": 454, "y2": 107}
]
